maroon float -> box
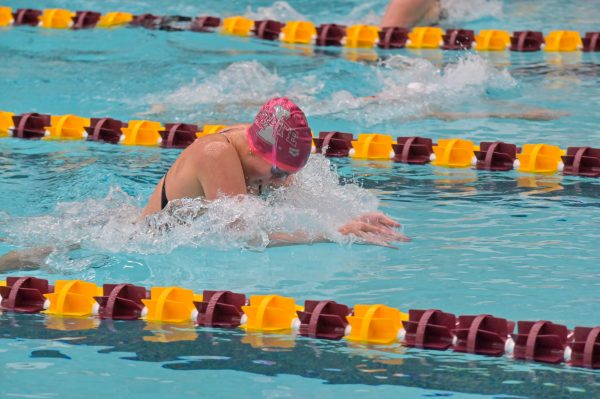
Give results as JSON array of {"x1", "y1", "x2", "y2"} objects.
[
  {"x1": 510, "y1": 31, "x2": 545, "y2": 51},
  {"x1": 582, "y1": 32, "x2": 600, "y2": 52},
  {"x1": 513, "y1": 320, "x2": 569, "y2": 364},
  {"x1": 195, "y1": 290, "x2": 246, "y2": 328},
  {"x1": 191, "y1": 16, "x2": 221, "y2": 32},
  {"x1": 392, "y1": 136, "x2": 434, "y2": 164},
  {"x1": 85, "y1": 118, "x2": 125, "y2": 144},
  {"x1": 561, "y1": 147, "x2": 600, "y2": 177},
  {"x1": 453, "y1": 314, "x2": 514, "y2": 356},
  {"x1": 570, "y1": 326, "x2": 600, "y2": 369},
  {"x1": 297, "y1": 300, "x2": 350, "y2": 340},
  {"x1": 72, "y1": 11, "x2": 100, "y2": 29},
  {"x1": 0, "y1": 277, "x2": 51, "y2": 313},
  {"x1": 442, "y1": 29, "x2": 475, "y2": 50},
  {"x1": 475, "y1": 141, "x2": 517, "y2": 171},
  {"x1": 253, "y1": 20, "x2": 285, "y2": 41},
  {"x1": 159, "y1": 123, "x2": 198, "y2": 149},
  {"x1": 404, "y1": 309, "x2": 456, "y2": 350},
  {"x1": 316, "y1": 24, "x2": 346, "y2": 46},
  {"x1": 95, "y1": 284, "x2": 147, "y2": 320},
  {"x1": 13, "y1": 9, "x2": 42, "y2": 26},
  {"x1": 313, "y1": 131, "x2": 354, "y2": 157},
  {"x1": 11, "y1": 113, "x2": 51, "y2": 139},
  {"x1": 378, "y1": 27, "x2": 409, "y2": 49}
]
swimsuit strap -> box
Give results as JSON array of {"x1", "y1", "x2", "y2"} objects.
[
  {"x1": 220, "y1": 128, "x2": 234, "y2": 144},
  {"x1": 161, "y1": 174, "x2": 169, "y2": 210},
  {"x1": 160, "y1": 129, "x2": 233, "y2": 211}
]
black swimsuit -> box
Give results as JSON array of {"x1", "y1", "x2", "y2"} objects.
[{"x1": 160, "y1": 131, "x2": 234, "y2": 210}]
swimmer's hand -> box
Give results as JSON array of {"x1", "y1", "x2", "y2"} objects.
[{"x1": 338, "y1": 212, "x2": 410, "y2": 249}]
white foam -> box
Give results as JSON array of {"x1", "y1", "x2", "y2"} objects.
[
  {"x1": 154, "y1": 61, "x2": 321, "y2": 122},
  {"x1": 341, "y1": 1, "x2": 383, "y2": 26},
  {"x1": 303, "y1": 53, "x2": 517, "y2": 124},
  {"x1": 1, "y1": 156, "x2": 379, "y2": 261},
  {"x1": 154, "y1": 54, "x2": 515, "y2": 126},
  {"x1": 440, "y1": 0, "x2": 504, "y2": 23},
  {"x1": 244, "y1": 1, "x2": 306, "y2": 22}
]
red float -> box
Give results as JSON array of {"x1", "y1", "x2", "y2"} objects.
[
  {"x1": 195, "y1": 290, "x2": 246, "y2": 328},
  {"x1": 0, "y1": 276, "x2": 51, "y2": 313},
  {"x1": 513, "y1": 320, "x2": 569, "y2": 364},
  {"x1": 392, "y1": 136, "x2": 433, "y2": 164},
  {"x1": 95, "y1": 284, "x2": 147, "y2": 320},
  {"x1": 403, "y1": 309, "x2": 456, "y2": 350},
  {"x1": 297, "y1": 300, "x2": 350, "y2": 340},
  {"x1": 453, "y1": 314, "x2": 514, "y2": 356}
]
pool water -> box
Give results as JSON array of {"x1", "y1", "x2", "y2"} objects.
[{"x1": 1, "y1": 0, "x2": 600, "y2": 397}]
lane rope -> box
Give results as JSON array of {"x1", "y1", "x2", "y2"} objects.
[
  {"x1": 1, "y1": 7, "x2": 599, "y2": 53},
  {"x1": 1, "y1": 110, "x2": 599, "y2": 177},
  {"x1": 0, "y1": 276, "x2": 598, "y2": 369}
]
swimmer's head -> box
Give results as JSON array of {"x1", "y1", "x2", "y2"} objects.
[{"x1": 246, "y1": 97, "x2": 313, "y2": 174}]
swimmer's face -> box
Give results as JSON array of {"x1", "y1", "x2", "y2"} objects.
[{"x1": 247, "y1": 158, "x2": 293, "y2": 188}]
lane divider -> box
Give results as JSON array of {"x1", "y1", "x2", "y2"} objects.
[
  {"x1": 1, "y1": 7, "x2": 599, "y2": 53},
  {"x1": 0, "y1": 276, "x2": 598, "y2": 369},
  {"x1": 2, "y1": 110, "x2": 599, "y2": 177}
]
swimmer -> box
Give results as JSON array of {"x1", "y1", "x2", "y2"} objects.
[
  {"x1": 142, "y1": 97, "x2": 409, "y2": 248},
  {"x1": 381, "y1": 0, "x2": 443, "y2": 29}
]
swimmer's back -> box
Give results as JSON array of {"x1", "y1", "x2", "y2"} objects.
[{"x1": 141, "y1": 124, "x2": 249, "y2": 217}]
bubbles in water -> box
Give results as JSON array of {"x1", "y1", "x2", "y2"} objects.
[
  {"x1": 0, "y1": 156, "x2": 380, "y2": 265},
  {"x1": 244, "y1": 1, "x2": 306, "y2": 21}
]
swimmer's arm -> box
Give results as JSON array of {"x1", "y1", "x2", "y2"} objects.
[
  {"x1": 267, "y1": 232, "x2": 329, "y2": 247},
  {"x1": 380, "y1": 0, "x2": 439, "y2": 28},
  {"x1": 425, "y1": 109, "x2": 569, "y2": 121},
  {"x1": 0, "y1": 247, "x2": 54, "y2": 272}
]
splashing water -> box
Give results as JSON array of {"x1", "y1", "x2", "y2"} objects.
[
  {"x1": 153, "y1": 61, "x2": 323, "y2": 123},
  {"x1": 303, "y1": 53, "x2": 517, "y2": 124},
  {"x1": 0, "y1": 156, "x2": 380, "y2": 262},
  {"x1": 440, "y1": 0, "x2": 504, "y2": 23},
  {"x1": 244, "y1": 1, "x2": 306, "y2": 21},
  {"x1": 154, "y1": 54, "x2": 516, "y2": 126},
  {"x1": 342, "y1": 0, "x2": 383, "y2": 26}
]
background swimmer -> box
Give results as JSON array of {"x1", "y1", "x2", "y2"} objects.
[{"x1": 381, "y1": 0, "x2": 443, "y2": 28}]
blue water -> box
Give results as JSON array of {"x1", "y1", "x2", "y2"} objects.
[{"x1": 1, "y1": 0, "x2": 600, "y2": 398}]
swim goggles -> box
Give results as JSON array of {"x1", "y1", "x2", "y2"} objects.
[{"x1": 270, "y1": 165, "x2": 290, "y2": 179}]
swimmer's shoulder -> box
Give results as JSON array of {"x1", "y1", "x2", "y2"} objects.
[{"x1": 184, "y1": 128, "x2": 243, "y2": 169}]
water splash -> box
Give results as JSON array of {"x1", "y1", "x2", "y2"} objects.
[
  {"x1": 0, "y1": 156, "x2": 379, "y2": 262},
  {"x1": 342, "y1": 0, "x2": 383, "y2": 26},
  {"x1": 244, "y1": 1, "x2": 306, "y2": 21},
  {"x1": 440, "y1": 0, "x2": 503, "y2": 23},
  {"x1": 154, "y1": 54, "x2": 516, "y2": 126},
  {"x1": 303, "y1": 53, "x2": 517, "y2": 124},
  {"x1": 152, "y1": 61, "x2": 322, "y2": 123}
]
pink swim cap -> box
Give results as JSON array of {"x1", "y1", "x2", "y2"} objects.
[{"x1": 246, "y1": 97, "x2": 313, "y2": 173}]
